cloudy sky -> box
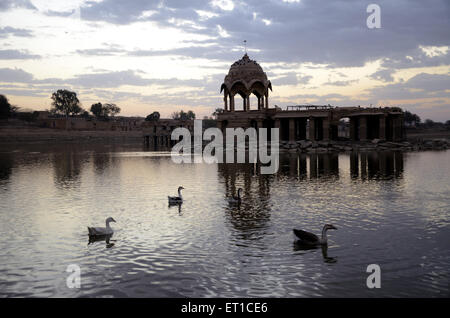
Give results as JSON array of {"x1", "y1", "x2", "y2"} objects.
[{"x1": 0, "y1": 0, "x2": 449, "y2": 120}]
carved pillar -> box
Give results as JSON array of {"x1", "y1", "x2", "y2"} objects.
[
  {"x1": 224, "y1": 91, "x2": 228, "y2": 111},
  {"x1": 392, "y1": 117, "x2": 401, "y2": 141},
  {"x1": 379, "y1": 115, "x2": 386, "y2": 140},
  {"x1": 309, "y1": 117, "x2": 316, "y2": 141},
  {"x1": 289, "y1": 118, "x2": 295, "y2": 142},
  {"x1": 359, "y1": 116, "x2": 368, "y2": 141},
  {"x1": 349, "y1": 117, "x2": 356, "y2": 141},
  {"x1": 230, "y1": 95, "x2": 235, "y2": 112},
  {"x1": 246, "y1": 96, "x2": 250, "y2": 111},
  {"x1": 274, "y1": 119, "x2": 280, "y2": 139},
  {"x1": 265, "y1": 92, "x2": 269, "y2": 109},
  {"x1": 323, "y1": 118, "x2": 330, "y2": 141}
]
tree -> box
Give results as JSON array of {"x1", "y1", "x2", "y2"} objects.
[
  {"x1": 171, "y1": 110, "x2": 195, "y2": 120},
  {"x1": 424, "y1": 119, "x2": 435, "y2": 128},
  {"x1": 404, "y1": 111, "x2": 421, "y2": 126},
  {"x1": 186, "y1": 110, "x2": 195, "y2": 120},
  {"x1": 104, "y1": 103, "x2": 121, "y2": 117},
  {"x1": 145, "y1": 111, "x2": 160, "y2": 121},
  {"x1": 90, "y1": 102, "x2": 103, "y2": 117},
  {"x1": 51, "y1": 89, "x2": 82, "y2": 117},
  {"x1": 212, "y1": 108, "x2": 224, "y2": 119},
  {"x1": 90, "y1": 102, "x2": 121, "y2": 118},
  {"x1": 0, "y1": 94, "x2": 11, "y2": 119}
]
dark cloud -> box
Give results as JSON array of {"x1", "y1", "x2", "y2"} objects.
[
  {"x1": 368, "y1": 72, "x2": 450, "y2": 100},
  {"x1": 272, "y1": 72, "x2": 312, "y2": 86},
  {"x1": 0, "y1": 67, "x2": 35, "y2": 82},
  {"x1": 0, "y1": 49, "x2": 40, "y2": 60},
  {"x1": 78, "y1": 0, "x2": 450, "y2": 68},
  {"x1": 370, "y1": 69, "x2": 395, "y2": 82}
]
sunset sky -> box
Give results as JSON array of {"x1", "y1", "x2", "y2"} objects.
[{"x1": 0, "y1": 0, "x2": 449, "y2": 121}]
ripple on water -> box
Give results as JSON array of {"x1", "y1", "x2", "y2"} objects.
[{"x1": 0, "y1": 147, "x2": 449, "y2": 297}]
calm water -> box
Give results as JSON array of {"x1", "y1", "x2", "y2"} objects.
[{"x1": 0, "y1": 143, "x2": 449, "y2": 297}]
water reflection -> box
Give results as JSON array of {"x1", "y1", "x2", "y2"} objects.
[
  {"x1": 52, "y1": 149, "x2": 85, "y2": 188},
  {"x1": 351, "y1": 151, "x2": 403, "y2": 180},
  {"x1": 0, "y1": 144, "x2": 448, "y2": 297},
  {"x1": 293, "y1": 243, "x2": 337, "y2": 264},
  {"x1": 88, "y1": 233, "x2": 115, "y2": 248},
  {"x1": 0, "y1": 152, "x2": 13, "y2": 180},
  {"x1": 218, "y1": 163, "x2": 272, "y2": 242},
  {"x1": 278, "y1": 153, "x2": 340, "y2": 178},
  {"x1": 220, "y1": 151, "x2": 404, "y2": 182},
  {"x1": 168, "y1": 201, "x2": 183, "y2": 214}
]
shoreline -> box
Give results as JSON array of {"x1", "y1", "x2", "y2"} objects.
[
  {"x1": 1, "y1": 126, "x2": 449, "y2": 152},
  {"x1": 0, "y1": 126, "x2": 143, "y2": 144}
]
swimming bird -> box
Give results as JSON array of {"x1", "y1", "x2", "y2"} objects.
[
  {"x1": 293, "y1": 224, "x2": 337, "y2": 245},
  {"x1": 88, "y1": 217, "x2": 116, "y2": 236},
  {"x1": 228, "y1": 188, "x2": 243, "y2": 204},
  {"x1": 168, "y1": 186, "x2": 184, "y2": 204}
]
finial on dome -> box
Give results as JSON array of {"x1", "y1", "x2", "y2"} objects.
[{"x1": 243, "y1": 40, "x2": 247, "y2": 54}]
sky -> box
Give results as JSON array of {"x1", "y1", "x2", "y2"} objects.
[{"x1": 0, "y1": 0, "x2": 449, "y2": 121}]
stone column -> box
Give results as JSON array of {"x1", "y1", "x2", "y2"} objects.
[
  {"x1": 247, "y1": 96, "x2": 250, "y2": 111},
  {"x1": 289, "y1": 118, "x2": 296, "y2": 142},
  {"x1": 392, "y1": 117, "x2": 401, "y2": 141},
  {"x1": 230, "y1": 95, "x2": 235, "y2": 112},
  {"x1": 224, "y1": 92, "x2": 228, "y2": 111},
  {"x1": 309, "y1": 117, "x2": 316, "y2": 141},
  {"x1": 274, "y1": 119, "x2": 280, "y2": 129},
  {"x1": 265, "y1": 92, "x2": 269, "y2": 109},
  {"x1": 379, "y1": 115, "x2": 386, "y2": 140},
  {"x1": 359, "y1": 116, "x2": 368, "y2": 141},
  {"x1": 322, "y1": 118, "x2": 330, "y2": 141},
  {"x1": 349, "y1": 117, "x2": 356, "y2": 141},
  {"x1": 274, "y1": 119, "x2": 281, "y2": 140}
]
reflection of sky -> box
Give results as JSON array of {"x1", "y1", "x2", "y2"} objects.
[{"x1": 0, "y1": 145, "x2": 449, "y2": 297}]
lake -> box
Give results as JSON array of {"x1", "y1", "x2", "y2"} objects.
[{"x1": 0, "y1": 143, "x2": 449, "y2": 297}]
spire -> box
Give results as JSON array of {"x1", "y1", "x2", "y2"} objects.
[{"x1": 243, "y1": 40, "x2": 247, "y2": 54}]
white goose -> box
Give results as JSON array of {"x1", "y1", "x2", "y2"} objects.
[
  {"x1": 293, "y1": 224, "x2": 337, "y2": 245},
  {"x1": 168, "y1": 186, "x2": 184, "y2": 204},
  {"x1": 88, "y1": 217, "x2": 116, "y2": 236},
  {"x1": 228, "y1": 188, "x2": 243, "y2": 204}
]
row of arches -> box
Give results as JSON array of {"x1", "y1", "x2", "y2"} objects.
[{"x1": 221, "y1": 80, "x2": 271, "y2": 112}]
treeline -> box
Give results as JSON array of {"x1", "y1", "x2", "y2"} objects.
[
  {"x1": 405, "y1": 110, "x2": 450, "y2": 129},
  {"x1": 0, "y1": 90, "x2": 121, "y2": 121}
]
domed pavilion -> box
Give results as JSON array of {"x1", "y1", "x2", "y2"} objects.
[{"x1": 220, "y1": 54, "x2": 272, "y2": 112}]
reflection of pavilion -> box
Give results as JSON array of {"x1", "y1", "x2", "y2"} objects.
[
  {"x1": 350, "y1": 151, "x2": 403, "y2": 180},
  {"x1": 217, "y1": 54, "x2": 404, "y2": 142},
  {"x1": 218, "y1": 162, "x2": 272, "y2": 240},
  {"x1": 278, "y1": 153, "x2": 340, "y2": 179},
  {"x1": 219, "y1": 151, "x2": 403, "y2": 183}
]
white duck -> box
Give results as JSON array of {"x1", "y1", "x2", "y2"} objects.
[
  {"x1": 88, "y1": 217, "x2": 116, "y2": 236},
  {"x1": 228, "y1": 188, "x2": 243, "y2": 204},
  {"x1": 293, "y1": 224, "x2": 337, "y2": 245},
  {"x1": 168, "y1": 186, "x2": 184, "y2": 204}
]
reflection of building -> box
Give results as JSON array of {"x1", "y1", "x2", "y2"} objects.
[
  {"x1": 217, "y1": 54, "x2": 404, "y2": 142},
  {"x1": 278, "y1": 153, "x2": 339, "y2": 179},
  {"x1": 350, "y1": 152, "x2": 403, "y2": 180}
]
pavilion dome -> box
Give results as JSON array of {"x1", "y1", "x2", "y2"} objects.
[{"x1": 220, "y1": 53, "x2": 272, "y2": 94}]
